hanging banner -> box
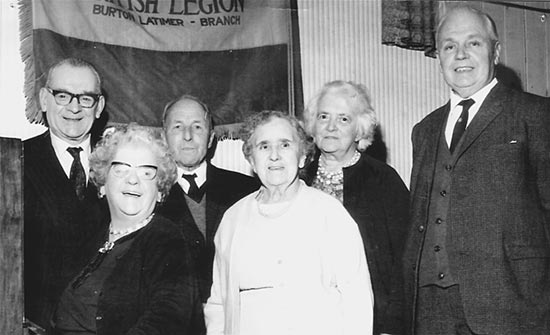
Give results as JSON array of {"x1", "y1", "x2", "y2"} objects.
[{"x1": 20, "y1": 0, "x2": 294, "y2": 129}]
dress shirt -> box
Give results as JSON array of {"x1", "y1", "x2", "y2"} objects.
[
  {"x1": 177, "y1": 161, "x2": 207, "y2": 193},
  {"x1": 50, "y1": 132, "x2": 91, "y2": 183},
  {"x1": 445, "y1": 78, "x2": 498, "y2": 147}
]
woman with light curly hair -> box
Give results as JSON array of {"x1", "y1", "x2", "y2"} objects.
[
  {"x1": 303, "y1": 80, "x2": 410, "y2": 335},
  {"x1": 52, "y1": 123, "x2": 204, "y2": 335}
]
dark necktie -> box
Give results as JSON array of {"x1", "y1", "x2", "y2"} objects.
[
  {"x1": 182, "y1": 173, "x2": 205, "y2": 203},
  {"x1": 67, "y1": 147, "x2": 86, "y2": 201},
  {"x1": 450, "y1": 98, "x2": 475, "y2": 153}
]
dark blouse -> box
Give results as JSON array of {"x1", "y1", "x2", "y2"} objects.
[
  {"x1": 51, "y1": 214, "x2": 204, "y2": 335},
  {"x1": 54, "y1": 235, "x2": 135, "y2": 334}
]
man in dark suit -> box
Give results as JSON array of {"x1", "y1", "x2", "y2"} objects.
[
  {"x1": 404, "y1": 6, "x2": 550, "y2": 335},
  {"x1": 158, "y1": 95, "x2": 259, "y2": 303},
  {"x1": 24, "y1": 58, "x2": 108, "y2": 331}
]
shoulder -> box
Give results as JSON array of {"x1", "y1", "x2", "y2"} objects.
[
  {"x1": 414, "y1": 103, "x2": 448, "y2": 131},
  {"x1": 299, "y1": 183, "x2": 346, "y2": 209},
  {"x1": 220, "y1": 190, "x2": 259, "y2": 219},
  {"x1": 140, "y1": 214, "x2": 186, "y2": 244},
  {"x1": 207, "y1": 163, "x2": 260, "y2": 190},
  {"x1": 215, "y1": 190, "x2": 259, "y2": 239},
  {"x1": 297, "y1": 185, "x2": 359, "y2": 231},
  {"x1": 350, "y1": 154, "x2": 406, "y2": 186},
  {"x1": 357, "y1": 154, "x2": 398, "y2": 175},
  {"x1": 23, "y1": 131, "x2": 50, "y2": 155},
  {"x1": 502, "y1": 86, "x2": 548, "y2": 112},
  {"x1": 208, "y1": 163, "x2": 253, "y2": 181}
]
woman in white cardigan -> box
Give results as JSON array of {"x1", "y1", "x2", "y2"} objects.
[{"x1": 204, "y1": 111, "x2": 374, "y2": 335}]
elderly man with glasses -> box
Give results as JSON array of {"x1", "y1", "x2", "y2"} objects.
[{"x1": 24, "y1": 57, "x2": 109, "y2": 334}]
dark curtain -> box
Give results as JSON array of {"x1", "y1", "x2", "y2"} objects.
[{"x1": 381, "y1": 0, "x2": 438, "y2": 58}]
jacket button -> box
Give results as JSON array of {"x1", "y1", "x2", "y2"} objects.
[
  {"x1": 434, "y1": 245, "x2": 441, "y2": 252},
  {"x1": 435, "y1": 218, "x2": 443, "y2": 224},
  {"x1": 438, "y1": 272, "x2": 445, "y2": 279},
  {"x1": 418, "y1": 225, "x2": 425, "y2": 232},
  {"x1": 440, "y1": 190, "x2": 447, "y2": 197}
]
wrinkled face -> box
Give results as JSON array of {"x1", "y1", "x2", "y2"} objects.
[
  {"x1": 249, "y1": 117, "x2": 305, "y2": 190},
  {"x1": 39, "y1": 64, "x2": 105, "y2": 145},
  {"x1": 101, "y1": 143, "x2": 161, "y2": 222},
  {"x1": 313, "y1": 92, "x2": 359, "y2": 156},
  {"x1": 164, "y1": 99, "x2": 214, "y2": 171},
  {"x1": 437, "y1": 10, "x2": 500, "y2": 98}
]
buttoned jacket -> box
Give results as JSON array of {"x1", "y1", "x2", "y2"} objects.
[
  {"x1": 404, "y1": 83, "x2": 550, "y2": 334},
  {"x1": 24, "y1": 131, "x2": 108, "y2": 330}
]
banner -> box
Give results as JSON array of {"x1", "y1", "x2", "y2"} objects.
[{"x1": 20, "y1": 0, "x2": 299, "y2": 132}]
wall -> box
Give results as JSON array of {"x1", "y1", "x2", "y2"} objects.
[
  {"x1": 8, "y1": 1, "x2": 547, "y2": 183},
  {"x1": 1, "y1": 1, "x2": 46, "y2": 140},
  {"x1": 298, "y1": 0, "x2": 448, "y2": 185},
  {"x1": 443, "y1": 1, "x2": 550, "y2": 97}
]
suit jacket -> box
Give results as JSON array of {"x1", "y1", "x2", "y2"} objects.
[
  {"x1": 305, "y1": 152, "x2": 409, "y2": 335},
  {"x1": 404, "y1": 83, "x2": 550, "y2": 334},
  {"x1": 82, "y1": 215, "x2": 203, "y2": 335},
  {"x1": 24, "y1": 131, "x2": 108, "y2": 330},
  {"x1": 157, "y1": 163, "x2": 259, "y2": 301}
]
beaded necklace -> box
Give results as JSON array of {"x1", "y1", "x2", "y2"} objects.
[
  {"x1": 313, "y1": 150, "x2": 361, "y2": 202},
  {"x1": 99, "y1": 213, "x2": 154, "y2": 253}
]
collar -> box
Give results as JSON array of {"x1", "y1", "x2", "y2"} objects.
[
  {"x1": 177, "y1": 161, "x2": 208, "y2": 191},
  {"x1": 449, "y1": 78, "x2": 498, "y2": 111},
  {"x1": 50, "y1": 131, "x2": 91, "y2": 180}
]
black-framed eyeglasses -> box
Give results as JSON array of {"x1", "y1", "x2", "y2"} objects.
[
  {"x1": 110, "y1": 161, "x2": 158, "y2": 180},
  {"x1": 46, "y1": 87, "x2": 102, "y2": 108}
]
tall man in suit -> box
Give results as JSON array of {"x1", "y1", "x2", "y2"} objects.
[
  {"x1": 158, "y1": 95, "x2": 259, "y2": 303},
  {"x1": 24, "y1": 58, "x2": 108, "y2": 331},
  {"x1": 403, "y1": 6, "x2": 550, "y2": 335}
]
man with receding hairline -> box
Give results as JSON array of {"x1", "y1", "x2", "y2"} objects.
[
  {"x1": 24, "y1": 58, "x2": 108, "y2": 332},
  {"x1": 158, "y1": 95, "x2": 259, "y2": 305},
  {"x1": 404, "y1": 6, "x2": 550, "y2": 335}
]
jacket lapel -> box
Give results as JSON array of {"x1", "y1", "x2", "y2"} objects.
[
  {"x1": 411, "y1": 103, "x2": 448, "y2": 195},
  {"x1": 454, "y1": 83, "x2": 507, "y2": 160}
]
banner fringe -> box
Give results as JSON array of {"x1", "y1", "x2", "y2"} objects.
[{"x1": 19, "y1": 0, "x2": 43, "y2": 125}]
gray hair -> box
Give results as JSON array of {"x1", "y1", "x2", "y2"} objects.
[
  {"x1": 241, "y1": 110, "x2": 314, "y2": 167},
  {"x1": 45, "y1": 57, "x2": 102, "y2": 93},
  {"x1": 436, "y1": 6, "x2": 499, "y2": 49},
  {"x1": 303, "y1": 80, "x2": 377, "y2": 152},
  {"x1": 162, "y1": 94, "x2": 214, "y2": 131}
]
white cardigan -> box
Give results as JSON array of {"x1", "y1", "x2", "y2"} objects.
[{"x1": 204, "y1": 181, "x2": 374, "y2": 335}]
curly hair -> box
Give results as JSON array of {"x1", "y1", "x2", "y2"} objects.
[
  {"x1": 240, "y1": 110, "x2": 315, "y2": 168},
  {"x1": 89, "y1": 123, "x2": 177, "y2": 201},
  {"x1": 303, "y1": 80, "x2": 377, "y2": 152}
]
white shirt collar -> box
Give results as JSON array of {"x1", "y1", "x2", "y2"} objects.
[
  {"x1": 449, "y1": 78, "x2": 498, "y2": 114},
  {"x1": 50, "y1": 131, "x2": 91, "y2": 181},
  {"x1": 445, "y1": 78, "x2": 498, "y2": 146},
  {"x1": 177, "y1": 161, "x2": 207, "y2": 192}
]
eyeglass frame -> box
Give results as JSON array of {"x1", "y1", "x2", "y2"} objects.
[
  {"x1": 110, "y1": 161, "x2": 158, "y2": 180},
  {"x1": 46, "y1": 87, "x2": 102, "y2": 108}
]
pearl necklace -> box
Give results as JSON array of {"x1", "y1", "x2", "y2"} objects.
[
  {"x1": 313, "y1": 151, "x2": 361, "y2": 202},
  {"x1": 99, "y1": 213, "x2": 154, "y2": 253},
  {"x1": 317, "y1": 150, "x2": 361, "y2": 185}
]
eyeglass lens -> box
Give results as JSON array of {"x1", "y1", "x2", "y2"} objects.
[
  {"x1": 110, "y1": 161, "x2": 158, "y2": 180},
  {"x1": 48, "y1": 88, "x2": 99, "y2": 108}
]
